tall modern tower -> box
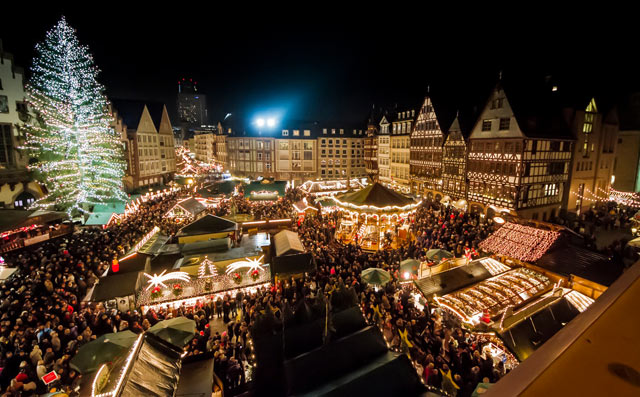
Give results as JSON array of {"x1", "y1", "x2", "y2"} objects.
[{"x1": 177, "y1": 77, "x2": 208, "y2": 128}]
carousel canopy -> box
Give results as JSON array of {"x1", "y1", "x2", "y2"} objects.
[{"x1": 334, "y1": 183, "x2": 417, "y2": 211}]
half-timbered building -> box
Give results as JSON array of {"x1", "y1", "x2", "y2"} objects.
[
  {"x1": 442, "y1": 114, "x2": 467, "y2": 200},
  {"x1": 364, "y1": 113, "x2": 379, "y2": 179},
  {"x1": 467, "y1": 82, "x2": 573, "y2": 220},
  {"x1": 410, "y1": 96, "x2": 444, "y2": 198}
]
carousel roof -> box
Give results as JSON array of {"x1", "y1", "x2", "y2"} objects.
[{"x1": 334, "y1": 182, "x2": 417, "y2": 209}]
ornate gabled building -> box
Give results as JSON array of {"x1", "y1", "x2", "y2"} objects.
[
  {"x1": 467, "y1": 81, "x2": 573, "y2": 221},
  {"x1": 410, "y1": 96, "x2": 444, "y2": 198},
  {"x1": 111, "y1": 99, "x2": 177, "y2": 192},
  {"x1": 441, "y1": 114, "x2": 467, "y2": 200},
  {"x1": 564, "y1": 97, "x2": 618, "y2": 214}
]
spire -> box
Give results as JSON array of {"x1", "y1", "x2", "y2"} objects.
[{"x1": 498, "y1": 70, "x2": 503, "y2": 81}]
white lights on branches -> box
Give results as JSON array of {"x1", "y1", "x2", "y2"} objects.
[
  {"x1": 22, "y1": 17, "x2": 127, "y2": 215},
  {"x1": 225, "y1": 255, "x2": 265, "y2": 275},
  {"x1": 144, "y1": 270, "x2": 191, "y2": 291}
]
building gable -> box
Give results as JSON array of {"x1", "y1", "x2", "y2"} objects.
[
  {"x1": 469, "y1": 85, "x2": 524, "y2": 140},
  {"x1": 158, "y1": 105, "x2": 173, "y2": 134},
  {"x1": 136, "y1": 105, "x2": 159, "y2": 134}
]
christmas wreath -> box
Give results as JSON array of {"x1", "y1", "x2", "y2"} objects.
[
  {"x1": 150, "y1": 286, "x2": 163, "y2": 300},
  {"x1": 232, "y1": 272, "x2": 243, "y2": 284},
  {"x1": 250, "y1": 269, "x2": 260, "y2": 281},
  {"x1": 172, "y1": 283, "x2": 183, "y2": 297}
]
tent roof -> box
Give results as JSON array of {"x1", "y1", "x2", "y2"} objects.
[
  {"x1": 0, "y1": 210, "x2": 67, "y2": 233},
  {"x1": 535, "y1": 244, "x2": 623, "y2": 286},
  {"x1": 244, "y1": 180, "x2": 287, "y2": 200},
  {"x1": 274, "y1": 230, "x2": 306, "y2": 257},
  {"x1": 84, "y1": 212, "x2": 118, "y2": 226},
  {"x1": 414, "y1": 260, "x2": 496, "y2": 299},
  {"x1": 116, "y1": 333, "x2": 182, "y2": 397},
  {"x1": 176, "y1": 357, "x2": 214, "y2": 397},
  {"x1": 174, "y1": 197, "x2": 206, "y2": 216},
  {"x1": 89, "y1": 271, "x2": 140, "y2": 301},
  {"x1": 176, "y1": 215, "x2": 237, "y2": 237},
  {"x1": 335, "y1": 182, "x2": 416, "y2": 208}
]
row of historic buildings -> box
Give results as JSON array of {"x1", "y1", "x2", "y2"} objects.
[
  {"x1": 194, "y1": 79, "x2": 638, "y2": 221},
  {"x1": 192, "y1": 123, "x2": 368, "y2": 183}
]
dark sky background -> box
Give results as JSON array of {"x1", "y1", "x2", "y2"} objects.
[{"x1": 1, "y1": 8, "x2": 635, "y2": 127}]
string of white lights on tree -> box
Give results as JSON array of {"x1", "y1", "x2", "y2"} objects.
[
  {"x1": 478, "y1": 222, "x2": 560, "y2": 262},
  {"x1": 21, "y1": 17, "x2": 127, "y2": 216}
]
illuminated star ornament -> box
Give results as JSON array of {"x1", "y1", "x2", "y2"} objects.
[
  {"x1": 225, "y1": 255, "x2": 265, "y2": 275},
  {"x1": 144, "y1": 270, "x2": 191, "y2": 291}
]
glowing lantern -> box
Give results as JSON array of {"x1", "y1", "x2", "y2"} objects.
[{"x1": 112, "y1": 259, "x2": 119, "y2": 273}]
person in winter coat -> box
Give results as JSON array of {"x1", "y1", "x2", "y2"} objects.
[
  {"x1": 36, "y1": 360, "x2": 47, "y2": 379},
  {"x1": 29, "y1": 345, "x2": 42, "y2": 366}
]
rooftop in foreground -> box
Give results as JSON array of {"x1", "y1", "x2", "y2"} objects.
[{"x1": 486, "y1": 261, "x2": 640, "y2": 396}]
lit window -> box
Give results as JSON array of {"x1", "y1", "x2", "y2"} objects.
[{"x1": 482, "y1": 120, "x2": 492, "y2": 131}]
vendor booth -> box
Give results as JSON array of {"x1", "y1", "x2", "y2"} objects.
[{"x1": 332, "y1": 182, "x2": 420, "y2": 250}]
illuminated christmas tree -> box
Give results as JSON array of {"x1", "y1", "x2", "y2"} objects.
[{"x1": 22, "y1": 17, "x2": 126, "y2": 215}]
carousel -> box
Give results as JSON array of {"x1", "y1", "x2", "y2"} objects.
[{"x1": 333, "y1": 182, "x2": 420, "y2": 250}]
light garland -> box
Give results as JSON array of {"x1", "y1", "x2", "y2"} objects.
[
  {"x1": 198, "y1": 256, "x2": 218, "y2": 278},
  {"x1": 91, "y1": 364, "x2": 108, "y2": 397},
  {"x1": 144, "y1": 270, "x2": 191, "y2": 291},
  {"x1": 21, "y1": 17, "x2": 127, "y2": 216},
  {"x1": 225, "y1": 255, "x2": 265, "y2": 275},
  {"x1": 479, "y1": 222, "x2": 560, "y2": 262},
  {"x1": 130, "y1": 226, "x2": 159, "y2": 254},
  {"x1": 332, "y1": 196, "x2": 421, "y2": 213}
]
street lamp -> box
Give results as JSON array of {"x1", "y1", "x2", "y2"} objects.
[
  {"x1": 256, "y1": 118, "x2": 265, "y2": 127},
  {"x1": 267, "y1": 118, "x2": 276, "y2": 127}
]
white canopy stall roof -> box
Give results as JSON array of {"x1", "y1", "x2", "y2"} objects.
[{"x1": 274, "y1": 230, "x2": 306, "y2": 257}]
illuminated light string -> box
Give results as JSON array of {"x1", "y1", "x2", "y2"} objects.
[
  {"x1": 21, "y1": 17, "x2": 127, "y2": 216},
  {"x1": 479, "y1": 222, "x2": 560, "y2": 262},
  {"x1": 144, "y1": 270, "x2": 191, "y2": 291},
  {"x1": 225, "y1": 255, "x2": 265, "y2": 275},
  {"x1": 92, "y1": 333, "x2": 144, "y2": 397},
  {"x1": 198, "y1": 256, "x2": 218, "y2": 278}
]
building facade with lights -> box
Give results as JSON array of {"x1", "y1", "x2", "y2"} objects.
[
  {"x1": 410, "y1": 96, "x2": 444, "y2": 198},
  {"x1": 194, "y1": 130, "x2": 217, "y2": 164},
  {"x1": 377, "y1": 115, "x2": 391, "y2": 185},
  {"x1": 274, "y1": 124, "x2": 318, "y2": 183},
  {"x1": 317, "y1": 127, "x2": 366, "y2": 180},
  {"x1": 466, "y1": 82, "x2": 573, "y2": 220},
  {"x1": 441, "y1": 115, "x2": 468, "y2": 201},
  {"x1": 111, "y1": 100, "x2": 177, "y2": 192},
  {"x1": 564, "y1": 97, "x2": 619, "y2": 214},
  {"x1": 227, "y1": 132, "x2": 277, "y2": 179},
  {"x1": 0, "y1": 41, "x2": 44, "y2": 209},
  {"x1": 389, "y1": 108, "x2": 415, "y2": 193}
]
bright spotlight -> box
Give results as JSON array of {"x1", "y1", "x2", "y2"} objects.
[
  {"x1": 256, "y1": 118, "x2": 265, "y2": 127},
  {"x1": 403, "y1": 272, "x2": 410, "y2": 280},
  {"x1": 267, "y1": 118, "x2": 276, "y2": 127}
]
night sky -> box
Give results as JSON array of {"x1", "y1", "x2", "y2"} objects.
[{"x1": 1, "y1": 8, "x2": 635, "y2": 127}]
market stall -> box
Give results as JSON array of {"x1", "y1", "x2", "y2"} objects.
[
  {"x1": 332, "y1": 182, "x2": 420, "y2": 251},
  {"x1": 434, "y1": 267, "x2": 552, "y2": 325},
  {"x1": 299, "y1": 179, "x2": 367, "y2": 197}
]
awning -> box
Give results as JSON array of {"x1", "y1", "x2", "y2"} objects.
[{"x1": 274, "y1": 230, "x2": 306, "y2": 257}]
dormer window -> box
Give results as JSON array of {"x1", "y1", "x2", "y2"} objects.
[
  {"x1": 323, "y1": 128, "x2": 327, "y2": 134},
  {"x1": 303, "y1": 130, "x2": 310, "y2": 136},
  {"x1": 339, "y1": 129, "x2": 344, "y2": 135},
  {"x1": 282, "y1": 130, "x2": 289, "y2": 136},
  {"x1": 293, "y1": 130, "x2": 299, "y2": 136},
  {"x1": 331, "y1": 129, "x2": 336, "y2": 135}
]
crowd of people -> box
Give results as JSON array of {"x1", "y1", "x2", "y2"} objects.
[
  {"x1": 0, "y1": 192, "x2": 179, "y2": 395},
  {"x1": 1, "y1": 182, "x2": 636, "y2": 397}
]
